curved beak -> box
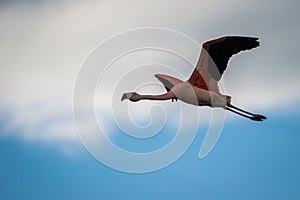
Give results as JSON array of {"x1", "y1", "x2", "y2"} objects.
[{"x1": 121, "y1": 93, "x2": 127, "y2": 101}]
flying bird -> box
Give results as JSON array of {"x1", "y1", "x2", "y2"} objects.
[{"x1": 121, "y1": 36, "x2": 267, "y2": 121}]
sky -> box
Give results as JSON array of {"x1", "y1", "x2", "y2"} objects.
[{"x1": 0, "y1": 0, "x2": 300, "y2": 199}]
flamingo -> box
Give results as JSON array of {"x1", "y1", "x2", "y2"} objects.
[{"x1": 121, "y1": 36, "x2": 267, "y2": 121}]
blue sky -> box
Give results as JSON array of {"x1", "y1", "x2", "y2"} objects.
[
  {"x1": 0, "y1": 0, "x2": 300, "y2": 199},
  {"x1": 1, "y1": 111, "x2": 300, "y2": 200}
]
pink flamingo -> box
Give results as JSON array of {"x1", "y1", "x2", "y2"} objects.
[{"x1": 121, "y1": 36, "x2": 266, "y2": 121}]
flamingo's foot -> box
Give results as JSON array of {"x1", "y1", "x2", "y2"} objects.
[{"x1": 250, "y1": 114, "x2": 267, "y2": 121}]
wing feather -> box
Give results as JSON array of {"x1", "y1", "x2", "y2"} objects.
[
  {"x1": 188, "y1": 36, "x2": 260, "y2": 90},
  {"x1": 155, "y1": 74, "x2": 183, "y2": 91}
]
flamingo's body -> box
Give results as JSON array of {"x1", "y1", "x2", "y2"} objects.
[{"x1": 121, "y1": 36, "x2": 266, "y2": 121}]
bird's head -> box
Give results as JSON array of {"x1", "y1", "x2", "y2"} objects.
[{"x1": 121, "y1": 92, "x2": 141, "y2": 102}]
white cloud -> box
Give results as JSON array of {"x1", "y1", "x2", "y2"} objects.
[{"x1": 0, "y1": 0, "x2": 299, "y2": 149}]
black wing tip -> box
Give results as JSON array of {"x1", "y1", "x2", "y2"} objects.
[
  {"x1": 203, "y1": 35, "x2": 260, "y2": 81},
  {"x1": 226, "y1": 35, "x2": 259, "y2": 39},
  {"x1": 230, "y1": 35, "x2": 260, "y2": 48},
  {"x1": 250, "y1": 37, "x2": 260, "y2": 48},
  {"x1": 203, "y1": 35, "x2": 260, "y2": 48},
  {"x1": 224, "y1": 35, "x2": 259, "y2": 41},
  {"x1": 246, "y1": 37, "x2": 260, "y2": 49}
]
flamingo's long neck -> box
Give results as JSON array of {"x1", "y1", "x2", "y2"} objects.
[{"x1": 140, "y1": 92, "x2": 175, "y2": 101}]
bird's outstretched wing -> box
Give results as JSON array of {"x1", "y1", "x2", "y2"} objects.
[
  {"x1": 188, "y1": 36, "x2": 260, "y2": 89},
  {"x1": 155, "y1": 74, "x2": 183, "y2": 91}
]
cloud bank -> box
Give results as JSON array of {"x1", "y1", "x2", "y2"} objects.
[{"x1": 0, "y1": 0, "x2": 299, "y2": 147}]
